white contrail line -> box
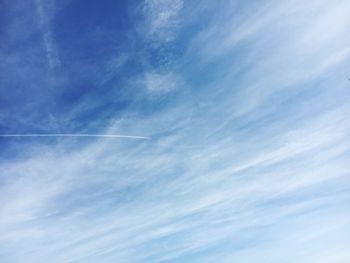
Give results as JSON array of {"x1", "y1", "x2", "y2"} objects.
[{"x1": 0, "y1": 134, "x2": 150, "y2": 139}]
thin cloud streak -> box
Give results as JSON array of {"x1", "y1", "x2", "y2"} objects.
[
  {"x1": 1, "y1": 0, "x2": 350, "y2": 262},
  {"x1": 35, "y1": 0, "x2": 60, "y2": 69},
  {"x1": 0, "y1": 134, "x2": 150, "y2": 139}
]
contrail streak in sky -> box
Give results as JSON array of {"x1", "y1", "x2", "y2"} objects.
[{"x1": 0, "y1": 134, "x2": 150, "y2": 139}]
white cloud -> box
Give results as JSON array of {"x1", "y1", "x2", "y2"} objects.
[
  {"x1": 144, "y1": 71, "x2": 183, "y2": 93},
  {"x1": 142, "y1": 0, "x2": 183, "y2": 43},
  {"x1": 1, "y1": 0, "x2": 350, "y2": 262},
  {"x1": 1, "y1": 100, "x2": 349, "y2": 261},
  {"x1": 35, "y1": 0, "x2": 60, "y2": 69}
]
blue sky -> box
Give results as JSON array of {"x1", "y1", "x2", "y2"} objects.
[{"x1": 0, "y1": 0, "x2": 350, "y2": 262}]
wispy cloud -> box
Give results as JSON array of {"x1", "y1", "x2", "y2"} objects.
[
  {"x1": 35, "y1": 0, "x2": 60, "y2": 69},
  {"x1": 141, "y1": 0, "x2": 183, "y2": 43},
  {"x1": 1, "y1": 103, "x2": 349, "y2": 261},
  {"x1": 144, "y1": 71, "x2": 184, "y2": 93},
  {"x1": 1, "y1": 0, "x2": 350, "y2": 262}
]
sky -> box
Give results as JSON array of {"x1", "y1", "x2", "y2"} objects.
[{"x1": 0, "y1": 0, "x2": 350, "y2": 262}]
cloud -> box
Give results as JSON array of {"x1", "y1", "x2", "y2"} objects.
[
  {"x1": 144, "y1": 71, "x2": 183, "y2": 93},
  {"x1": 35, "y1": 0, "x2": 60, "y2": 69},
  {"x1": 1, "y1": 0, "x2": 350, "y2": 262},
  {"x1": 141, "y1": 0, "x2": 183, "y2": 43},
  {"x1": 1, "y1": 98, "x2": 349, "y2": 261},
  {"x1": 0, "y1": 134, "x2": 150, "y2": 139}
]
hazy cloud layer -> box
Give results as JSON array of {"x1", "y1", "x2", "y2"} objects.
[{"x1": 0, "y1": 0, "x2": 349, "y2": 262}]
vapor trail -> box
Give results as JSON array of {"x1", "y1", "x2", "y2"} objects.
[{"x1": 0, "y1": 134, "x2": 150, "y2": 139}]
